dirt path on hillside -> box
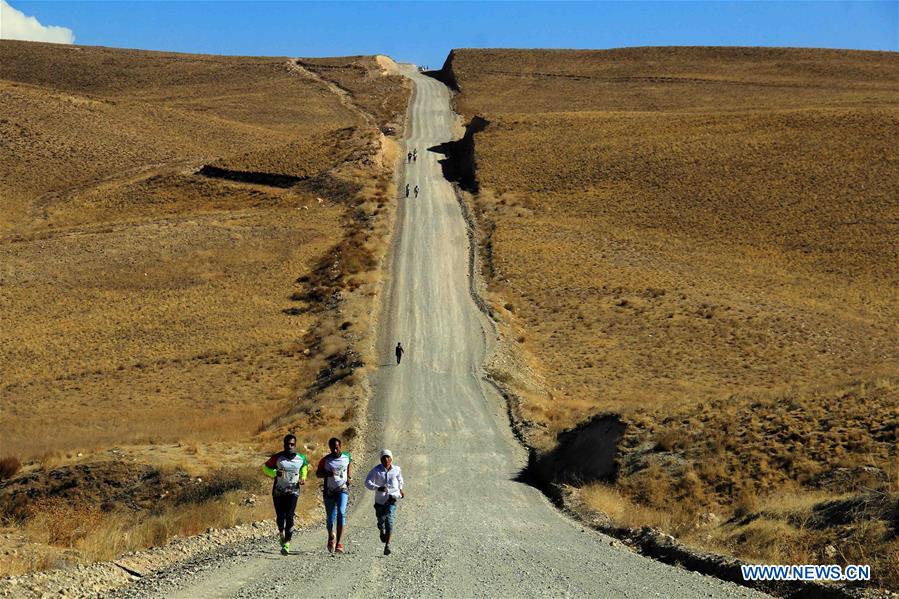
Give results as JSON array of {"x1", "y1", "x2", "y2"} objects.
[
  {"x1": 111, "y1": 66, "x2": 769, "y2": 599},
  {"x1": 288, "y1": 60, "x2": 376, "y2": 129}
]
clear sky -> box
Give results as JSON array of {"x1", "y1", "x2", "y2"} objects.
[{"x1": 7, "y1": 1, "x2": 898, "y2": 67}]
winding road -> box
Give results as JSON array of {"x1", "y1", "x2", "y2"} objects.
[{"x1": 127, "y1": 66, "x2": 768, "y2": 598}]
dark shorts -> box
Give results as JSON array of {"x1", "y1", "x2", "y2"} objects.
[{"x1": 374, "y1": 501, "x2": 397, "y2": 533}]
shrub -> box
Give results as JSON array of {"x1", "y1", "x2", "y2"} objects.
[
  {"x1": 24, "y1": 498, "x2": 103, "y2": 547},
  {"x1": 654, "y1": 428, "x2": 682, "y2": 452},
  {"x1": 0, "y1": 456, "x2": 21, "y2": 480}
]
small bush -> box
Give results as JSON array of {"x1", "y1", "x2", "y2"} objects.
[
  {"x1": 735, "y1": 485, "x2": 759, "y2": 517},
  {"x1": 654, "y1": 428, "x2": 682, "y2": 452},
  {"x1": 0, "y1": 456, "x2": 21, "y2": 480},
  {"x1": 38, "y1": 451, "x2": 65, "y2": 471},
  {"x1": 24, "y1": 498, "x2": 103, "y2": 547}
]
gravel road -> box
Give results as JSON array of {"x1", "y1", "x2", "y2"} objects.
[{"x1": 115, "y1": 66, "x2": 769, "y2": 599}]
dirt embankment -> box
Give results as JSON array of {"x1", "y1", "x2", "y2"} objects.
[{"x1": 435, "y1": 47, "x2": 899, "y2": 594}]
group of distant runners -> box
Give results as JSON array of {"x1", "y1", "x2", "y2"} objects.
[
  {"x1": 406, "y1": 148, "x2": 420, "y2": 199},
  {"x1": 264, "y1": 436, "x2": 404, "y2": 557}
]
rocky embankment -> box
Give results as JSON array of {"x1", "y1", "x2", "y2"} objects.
[{"x1": 0, "y1": 520, "x2": 279, "y2": 598}]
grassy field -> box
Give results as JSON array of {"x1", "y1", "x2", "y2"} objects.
[
  {"x1": 444, "y1": 47, "x2": 899, "y2": 589},
  {"x1": 0, "y1": 41, "x2": 408, "y2": 575}
]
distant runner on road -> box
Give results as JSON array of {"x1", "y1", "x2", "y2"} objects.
[
  {"x1": 407, "y1": 151, "x2": 412, "y2": 163},
  {"x1": 316, "y1": 437, "x2": 352, "y2": 554},
  {"x1": 262, "y1": 434, "x2": 308, "y2": 555},
  {"x1": 414, "y1": 185, "x2": 419, "y2": 198},
  {"x1": 395, "y1": 342, "x2": 404, "y2": 365},
  {"x1": 405, "y1": 183, "x2": 410, "y2": 197},
  {"x1": 364, "y1": 449, "x2": 405, "y2": 556},
  {"x1": 413, "y1": 148, "x2": 417, "y2": 162}
]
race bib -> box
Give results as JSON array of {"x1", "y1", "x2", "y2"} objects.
[
  {"x1": 276, "y1": 467, "x2": 300, "y2": 492},
  {"x1": 280, "y1": 469, "x2": 300, "y2": 484}
]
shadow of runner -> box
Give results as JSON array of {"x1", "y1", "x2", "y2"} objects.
[{"x1": 259, "y1": 550, "x2": 319, "y2": 557}]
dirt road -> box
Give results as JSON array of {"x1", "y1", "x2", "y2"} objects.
[{"x1": 118, "y1": 67, "x2": 767, "y2": 598}]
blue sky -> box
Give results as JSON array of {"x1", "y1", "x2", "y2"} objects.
[{"x1": 9, "y1": 1, "x2": 898, "y2": 67}]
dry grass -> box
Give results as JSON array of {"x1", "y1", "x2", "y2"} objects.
[
  {"x1": 0, "y1": 41, "x2": 360, "y2": 233},
  {"x1": 0, "y1": 40, "x2": 400, "y2": 459},
  {"x1": 580, "y1": 482, "x2": 672, "y2": 530},
  {"x1": 450, "y1": 47, "x2": 899, "y2": 114},
  {"x1": 0, "y1": 464, "x2": 289, "y2": 577},
  {"x1": 448, "y1": 47, "x2": 899, "y2": 590},
  {"x1": 300, "y1": 56, "x2": 411, "y2": 131},
  {"x1": 618, "y1": 378, "x2": 899, "y2": 502},
  {"x1": 0, "y1": 206, "x2": 341, "y2": 457},
  {"x1": 583, "y1": 469, "x2": 899, "y2": 588},
  {"x1": 0, "y1": 484, "x2": 325, "y2": 578},
  {"x1": 716, "y1": 492, "x2": 899, "y2": 589},
  {"x1": 0, "y1": 39, "x2": 408, "y2": 575}
]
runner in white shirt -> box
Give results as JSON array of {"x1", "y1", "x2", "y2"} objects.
[
  {"x1": 316, "y1": 437, "x2": 352, "y2": 554},
  {"x1": 364, "y1": 449, "x2": 405, "y2": 555}
]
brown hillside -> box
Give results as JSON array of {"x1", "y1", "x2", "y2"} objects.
[
  {"x1": 0, "y1": 40, "x2": 408, "y2": 575},
  {"x1": 299, "y1": 56, "x2": 410, "y2": 131},
  {"x1": 0, "y1": 41, "x2": 364, "y2": 230},
  {"x1": 445, "y1": 47, "x2": 899, "y2": 589}
]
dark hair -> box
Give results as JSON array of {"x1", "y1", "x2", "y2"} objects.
[
  {"x1": 283, "y1": 434, "x2": 297, "y2": 447},
  {"x1": 328, "y1": 437, "x2": 341, "y2": 449}
]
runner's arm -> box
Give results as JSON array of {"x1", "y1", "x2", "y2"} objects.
[
  {"x1": 262, "y1": 454, "x2": 278, "y2": 479},
  {"x1": 363, "y1": 466, "x2": 381, "y2": 491}
]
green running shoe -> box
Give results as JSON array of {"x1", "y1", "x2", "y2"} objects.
[{"x1": 280, "y1": 542, "x2": 290, "y2": 555}]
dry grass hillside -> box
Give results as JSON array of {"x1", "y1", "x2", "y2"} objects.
[
  {"x1": 444, "y1": 47, "x2": 898, "y2": 589},
  {"x1": 0, "y1": 40, "x2": 408, "y2": 575},
  {"x1": 300, "y1": 56, "x2": 410, "y2": 132}
]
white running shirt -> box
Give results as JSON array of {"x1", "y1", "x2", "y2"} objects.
[
  {"x1": 319, "y1": 452, "x2": 352, "y2": 493},
  {"x1": 364, "y1": 464, "x2": 404, "y2": 505}
]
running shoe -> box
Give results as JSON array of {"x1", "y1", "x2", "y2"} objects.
[
  {"x1": 335, "y1": 543, "x2": 345, "y2": 554},
  {"x1": 280, "y1": 542, "x2": 290, "y2": 556},
  {"x1": 327, "y1": 537, "x2": 335, "y2": 553},
  {"x1": 383, "y1": 544, "x2": 391, "y2": 556}
]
